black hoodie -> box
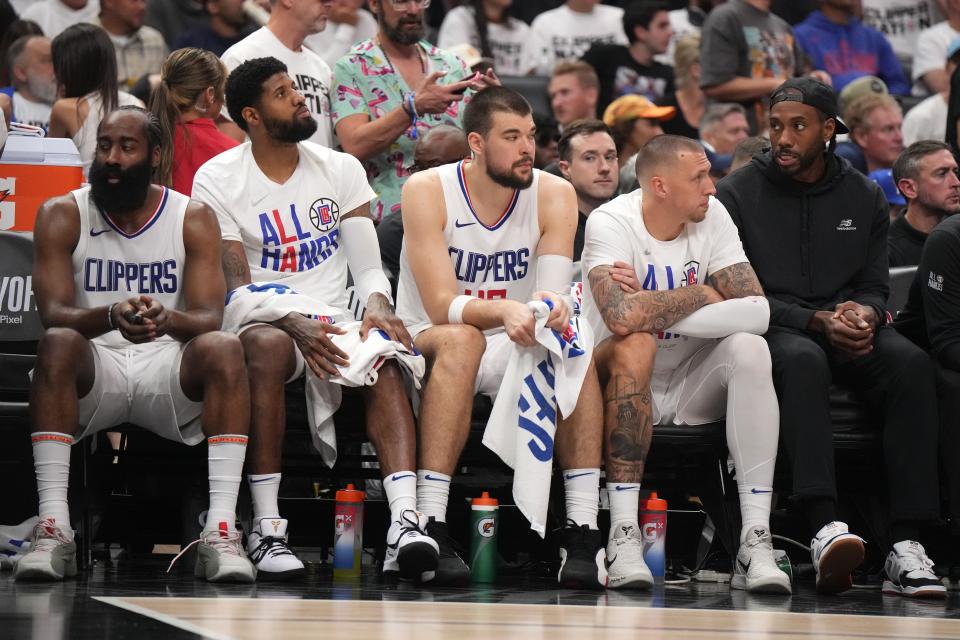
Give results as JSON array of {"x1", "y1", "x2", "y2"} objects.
[{"x1": 716, "y1": 152, "x2": 889, "y2": 331}]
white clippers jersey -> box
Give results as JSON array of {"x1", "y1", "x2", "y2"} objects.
[
  {"x1": 72, "y1": 185, "x2": 189, "y2": 348},
  {"x1": 396, "y1": 160, "x2": 542, "y2": 331}
]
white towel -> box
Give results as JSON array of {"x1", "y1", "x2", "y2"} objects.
[
  {"x1": 482, "y1": 300, "x2": 594, "y2": 537},
  {"x1": 224, "y1": 282, "x2": 425, "y2": 466}
]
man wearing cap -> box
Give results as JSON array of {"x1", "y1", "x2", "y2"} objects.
[
  {"x1": 717, "y1": 77, "x2": 946, "y2": 599},
  {"x1": 903, "y1": 36, "x2": 960, "y2": 147},
  {"x1": 601, "y1": 94, "x2": 676, "y2": 191},
  {"x1": 888, "y1": 141, "x2": 960, "y2": 267},
  {"x1": 834, "y1": 75, "x2": 889, "y2": 173}
]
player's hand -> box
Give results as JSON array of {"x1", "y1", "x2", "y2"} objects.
[
  {"x1": 113, "y1": 297, "x2": 156, "y2": 344},
  {"x1": 414, "y1": 71, "x2": 472, "y2": 115},
  {"x1": 278, "y1": 312, "x2": 349, "y2": 380},
  {"x1": 361, "y1": 294, "x2": 416, "y2": 353},
  {"x1": 610, "y1": 261, "x2": 641, "y2": 293},
  {"x1": 137, "y1": 295, "x2": 170, "y2": 337},
  {"x1": 813, "y1": 310, "x2": 873, "y2": 357},
  {"x1": 833, "y1": 301, "x2": 877, "y2": 331},
  {"x1": 500, "y1": 300, "x2": 537, "y2": 347},
  {"x1": 534, "y1": 290, "x2": 571, "y2": 333}
]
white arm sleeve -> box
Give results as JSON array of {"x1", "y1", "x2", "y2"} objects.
[
  {"x1": 668, "y1": 296, "x2": 769, "y2": 339},
  {"x1": 536, "y1": 254, "x2": 575, "y2": 310},
  {"x1": 341, "y1": 217, "x2": 393, "y2": 307}
]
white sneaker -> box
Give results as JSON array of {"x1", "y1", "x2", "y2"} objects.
[
  {"x1": 810, "y1": 521, "x2": 865, "y2": 594},
  {"x1": 882, "y1": 541, "x2": 946, "y2": 599},
  {"x1": 247, "y1": 518, "x2": 305, "y2": 581},
  {"x1": 382, "y1": 510, "x2": 439, "y2": 581},
  {"x1": 605, "y1": 521, "x2": 653, "y2": 589},
  {"x1": 13, "y1": 518, "x2": 77, "y2": 581},
  {"x1": 731, "y1": 527, "x2": 792, "y2": 594},
  {"x1": 185, "y1": 521, "x2": 256, "y2": 583}
]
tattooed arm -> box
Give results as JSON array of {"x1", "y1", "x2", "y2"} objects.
[
  {"x1": 588, "y1": 264, "x2": 721, "y2": 336},
  {"x1": 221, "y1": 240, "x2": 253, "y2": 292},
  {"x1": 706, "y1": 261, "x2": 764, "y2": 299}
]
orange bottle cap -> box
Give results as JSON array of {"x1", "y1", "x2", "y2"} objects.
[
  {"x1": 472, "y1": 491, "x2": 499, "y2": 506},
  {"x1": 336, "y1": 483, "x2": 365, "y2": 503},
  {"x1": 645, "y1": 491, "x2": 667, "y2": 511}
]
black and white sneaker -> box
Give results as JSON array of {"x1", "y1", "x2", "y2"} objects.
[
  {"x1": 246, "y1": 518, "x2": 305, "y2": 581},
  {"x1": 423, "y1": 518, "x2": 471, "y2": 586},
  {"x1": 557, "y1": 521, "x2": 607, "y2": 590},
  {"x1": 882, "y1": 541, "x2": 946, "y2": 599},
  {"x1": 383, "y1": 510, "x2": 439, "y2": 581}
]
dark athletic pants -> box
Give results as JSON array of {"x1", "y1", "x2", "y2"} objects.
[
  {"x1": 764, "y1": 326, "x2": 940, "y2": 524},
  {"x1": 936, "y1": 365, "x2": 960, "y2": 527}
]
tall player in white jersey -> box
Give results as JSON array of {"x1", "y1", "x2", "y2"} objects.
[
  {"x1": 398, "y1": 87, "x2": 626, "y2": 589},
  {"x1": 17, "y1": 107, "x2": 255, "y2": 583},
  {"x1": 581, "y1": 135, "x2": 790, "y2": 594},
  {"x1": 193, "y1": 57, "x2": 435, "y2": 582}
]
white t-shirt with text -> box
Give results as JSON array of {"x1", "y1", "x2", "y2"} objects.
[{"x1": 530, "y1": 4, "x2": 627, "y2": 63}]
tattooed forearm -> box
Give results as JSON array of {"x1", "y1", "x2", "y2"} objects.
[
  {"x1": 706, "y1": 262, "x2": 764, "y2": 299},
  {"x1": 221, "y1": 242, "x2": 252, "y2": 291},
  {"x1": 604, "y1": 375, "x2": 652, "y2": 483},
  {"x1": 588, "y1": 265, "x2": 709, "y2": 335}
]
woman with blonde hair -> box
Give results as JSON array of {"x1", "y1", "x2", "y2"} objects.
[
  {"x1": 149, "y1": 47, "x2": 238, "y2": 195},
  {"x1": 657, "y1": 32, "x2": 703, "y2": 139}
]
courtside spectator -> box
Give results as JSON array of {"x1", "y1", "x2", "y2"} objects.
[
  {"x1": 700, "y1": 103, "x2": 750, "y2": 155},
  {"x1": 173, "y1": 0, "x2": 257, "y2": 58},
  {"x1": 862, "y1": 0, "x2": 944, "y2": 65},
  {"x1": 437, "y1": 0, "x2": 551, "y2": 76},
  {"x1": 844, "y1": 92, "x2": 904, "y2": 173},
  {"x1": 333, "y1": 0, "x2": 485, "y2": 222},
  {"x1": 145, "y1": 0, "x2": 208, "y2": 48},
  {"x1": 19, "y1": 0, "x2": 99, "y2": 39},
  {"x1": 0, "y1": 19, "x2": 42, "y2": 87},
  {"x1": 555, "y1": 119, "x2": 619, "y2": 260},
  {"x1": 602, "y1": 93, "x2": 674, "y2": 191},
  {"x1": 658, "y1": 32, "x2": 702, "y2": 139},
  {"x1": 903, "y1": 36, "x2": 960, "y2": 146},
  {"x1": 150, "y1": 48, "x2": 237, "y2": 195},
  {"x1": 304, "y1": 0, "x2": 378, "y2": 68},
  {"x1": 582, "y1": 1, "x2": 675, "y2": 114},
  {"x1": 838, "y1": 74, "x2": 890, "y2": 117},
  {"x1": 913, "y1": 0, "x2": 960, "y2": 94},
  {"x1": 729, "y1": 134, "x2": 770, "y2": 173},
  {"x1": 888, "y1": 141, "x2": 960, "y2": 266},
  {"x1": 549, "y1": 61, "x2": 600, "y2": 129},
  {"x1": 92, "y1": 0, "x2": 168, "y2": 91},
  {"x1": 718, "y1": 77, "x2": 946, "y2": 599},
  {"x1": 794, "y1": 0, "x2": 909, "y2": 95},
  {"x1": 531, "y1": 0, "x2": 627, "y2": 64},
  {"x1": 1, "y1": 35, "x2": 56, "y2": 131},
  {"x1": 47, "y1": 24, "x2": 143, "y2": 177},
  {"x1": 221, "y1": 0, "x2": 335, "y2": 147}
]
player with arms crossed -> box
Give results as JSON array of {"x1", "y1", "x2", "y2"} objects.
[
  {"x1": 17, "y1": 107, "x2": 254, "y2": 583},
  {"x1": 582, "y1": 135, "x2": 790, "y2": 594}
]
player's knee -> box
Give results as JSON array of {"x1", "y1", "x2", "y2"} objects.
[
  {"x1": 606, "y1": 332, "x2": 656, "y2": 376},
  {"x1": 196, "y1": 331, "x2": 245, "y2": 376},
  {"x1": 776, "y1": 337, "x2": 828, "y2": 379},
  {"x1": 35, "y1": 327, "x2": 86, "y2": 371},
  {"x1": 433, "y1": 324, "x2": 486, "y2": 367},
  {"x1": 727, "y1": 333, "x2": 772, "y2": 377},
  {"x1": 240, "y1": 327, "x2": 293, "y2": 376}
]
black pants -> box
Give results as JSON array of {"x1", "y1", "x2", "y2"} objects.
[
  {"x1": 764, "y1": 326, "x2": 940, "y2": 523},
  {"x1": 936, "y1": 365, "x2": 960, "y2": 527}
]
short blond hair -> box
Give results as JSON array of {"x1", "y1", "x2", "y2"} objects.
[
  {"x1": 843, "y1": 93, "x2": 901, "y2": 134},
  {"x1": 551, "y1": 60, "x2": 599, "y2": 91},
  {"x1": 673, "y1": 33, "x2": 700, "y2": 90}
]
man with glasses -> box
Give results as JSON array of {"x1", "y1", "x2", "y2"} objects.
[{"x1": 332, "y1": 0, "x2": 495, "y2": 223}]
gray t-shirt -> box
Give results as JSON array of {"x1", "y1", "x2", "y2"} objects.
[{"x1": 699, "y1": 0, "x2": 797, "y2": 131}]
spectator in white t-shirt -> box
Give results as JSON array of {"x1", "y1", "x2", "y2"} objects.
[
  {"x1": 913, "y1": 1, "x2": 959, "y2": 94},
  {"x1": 2, "y1": 35, "x2": 56, "y2": 131},
  {"x1": 862, "y1": 0, "x2": 945, "y2": 64},
  {"x1": 19, "y1": 0, "x2": 99, "y2": 39},
  {"x1": 531, "y1": 0, "x2": 628, "y2": 64},
  {"x1": 437, "y1": 0, "x2": 551, "y2": 76},
  {"x1": 220, "y1": 0, "x2": 335, "y2": 147},
  {"x1": 904, "y1": 36, "x2": 960, "y2": 146},
  {"x1": 303, "y1": 0, "x2": 378, "y2": 68}
]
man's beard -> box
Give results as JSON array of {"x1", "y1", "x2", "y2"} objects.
[
  {"x1": 488, "y1": 160, "x2": 534, "y2": 190},
  {"x1": 775, "y1": 145, "x2": 822, "y2": 178},
  {"x1": 89, "y1": 156, "x2": 154, "y2": 214},
  {"x1": 264, "y1": 111, "x2": 317, "y2": 143},
  {"x1": 379, "y1": 10, "x2": 424, "y2": 45},
  {"x1": 26, "y1": 74, "x2": 57, "y2": 104}
]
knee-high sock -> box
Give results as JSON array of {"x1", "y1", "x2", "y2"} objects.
[
  {"x1": 207, "y1": 435, "x2": 247, "y2": 533},
  {"x1": 32, "y1": 432, "x2": 73, "y2": 533}
]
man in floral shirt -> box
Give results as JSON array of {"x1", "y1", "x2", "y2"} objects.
[{"x1": 332, "y1": 0, "x2": 493, "y2": 222}]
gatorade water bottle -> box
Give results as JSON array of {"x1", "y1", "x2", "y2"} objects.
[
  {"x1": 469, "y1": 491, "x2": 498, "y2": 583},
  {"x1": 640, "y1": 492, "x2": 667, "y2": 583},
  {"x1": 333, "y1": 483, "x2": 364, "y2": 579}
]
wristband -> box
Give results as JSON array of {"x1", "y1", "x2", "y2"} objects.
[
  {"x1": 405, "y1": 92, "x2": 419, "y2": 140},
  {"x1": 447, "y1": 294, "x2": 473, "y2": 324},
  {"x1": 107, "y1": 302, "x2": 117, "y2": 330}
]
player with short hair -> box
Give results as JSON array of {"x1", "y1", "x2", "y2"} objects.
[{"x1": 16, "y1": 106, "x2": 255, "y2": 583}]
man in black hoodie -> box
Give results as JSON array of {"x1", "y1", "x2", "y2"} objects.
[{"x1": 717, "y1": 78, "x2": 945, "y2": 599}]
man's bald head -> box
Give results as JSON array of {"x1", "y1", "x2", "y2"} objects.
[
  {"x1": 634, "y1": 135, "x2": 707, "y2": 183},
  {"x1": 413, "y1": 125, "x2": 470, "y2": 172}
]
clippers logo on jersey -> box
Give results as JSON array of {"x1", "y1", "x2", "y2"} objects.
[
  {"x1": 642, "y1": 260, "x2": 701, "y2": 340},
  {"x1": 517, "y1": 359, "x2": 557, "y2": 463},
  {"x1": 83, "y1": 259, "x2": 178, "y2": 294},
  {"x1": 449, "y1": 247, "x2": 530, "y2": 283},
  {"x1": 258, "y1": 203, "x2": 341, "y2": 273}
]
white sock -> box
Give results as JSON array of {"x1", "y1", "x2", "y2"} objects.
[
  {"x1": 607, "y1": 482, "x2": 641, "y2": 536},
  {"x1": 382, "y1": 471, "x2": 417, "y2": 521},
  {"x1": 248, "y1": 473, "x2": 281, "y2": 521},
  {"x1": 206, "y1": 435, "x2": 247, "y2": 533},
  {"x1": 738, "y1": 485, "x2": 773, "y2": 543},
  {"x1": 416, "y1": 469, "x2": 451, "y2": 522},
  {"x1": 563, "y1": 468, "x2": 600, "y2": 530},
  {"x1": 31, "y1": 432, "x2": 73, "y2": 534}
]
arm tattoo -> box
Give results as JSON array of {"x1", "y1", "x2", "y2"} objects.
[
  {"x1": 588, "y1": 265, "x2": 709, "y2": 334},
  {"x1": 706, "y1": 262, "x2": 764, "y2": 299},
  {"x1": 222, "y1": 247, "x2": 251, "y2": 292},
  {"x1": 605, "y1": 375, "x2": 652, "y2": 483}
]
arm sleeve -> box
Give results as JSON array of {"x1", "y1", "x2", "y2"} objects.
[
  {"x1": 698, "y1": 11, "x2": 743, "y2": 87},
  {"x1": 919, "y1": 230, "x2": 960, "y2": 369},
  {"x1": 191, "y1": 166, "x2": 240, "y2": 241},
  {"x1": 851, "y1": 187, "x2": 891, "y2": 321},
  {"x1": 669, "y1": 296, "x2": 769, "y2": 338},
  {"x1": 341, "y1": 217, "x2": 393, "y2": 305}
]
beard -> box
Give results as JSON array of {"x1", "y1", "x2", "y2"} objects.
[
  {"x1": 774, "y1": 144, "x2": 822, "y2": 178},
  {"x1": 89, "y1": 155, "x2": 154, "y2": 214},
  {"x1": 488, "y1": 159, "x2": 534, "y2": 190},
  {"x1": 264, "y1": 111, "x2": 318, "y2": 143},
  {"x1": 379, "y1": 10, "x2": 424, "y2": 45},
  {"x1": 27, "y1": 74, "x2": 57, "y2": 104}
]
